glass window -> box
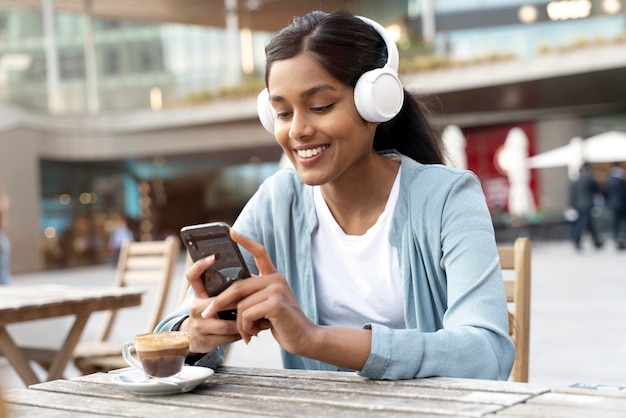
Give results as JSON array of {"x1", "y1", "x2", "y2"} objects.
[
  {"x1": 433, "y1": 0, "x2": 546, "y2": 13},
  {"x1": 22, "y1": 52, "x2": 46, "y2": 82},
  {"x1": 440, "y1": 14, "x2": 625, "y2": 59},
  {"x1": 55, "y1": 12, "x2": 82, "y2": 37},
  {"x1": 59, "y1": 48, "x2": 85, "y2": 80},
  {"x1": 102, "y1": 47, "x2": 121, "y2": 75},
  {"x1": 0, "y1": 13, "x2": 7, "y2": 38},
  {"x1": 139, "y1": 42, "x2": 164, "y2": 73},
  {"x1": 98, "y1": 18, "x2": 122, "y2": 30},
  {"x1": 22, "y1": 9, "x2": 44, "y2": 38}
]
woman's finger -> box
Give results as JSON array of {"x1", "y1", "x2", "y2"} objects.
[
  {"x1": 185, "y1": 254, "x2": 216, "y2": 298},
  {"x1": 200, "y1": 273, "x2": 277, "y2": 318},
  {"x1": 186, "y1": 302, "x2": 243, "y2": 352},
  {"x1": 230, "y1": 229, "x2": 277, "y2": 275}
]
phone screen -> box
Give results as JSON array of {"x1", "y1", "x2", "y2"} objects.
[{"x1": 180, "y1": 222, "x2": 251, "y2": 319}]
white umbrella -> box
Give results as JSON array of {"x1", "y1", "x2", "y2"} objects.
[
  {"x1": 496, "y1": 127, "x2": 535, "y2": 216},
  {"x1": 526, "y1": 143, "x2": 574, "y2": 168},
  {"x1": 581, "y1": 131, "x2": 626, "y2": 162},
  {"x1": 527, "y1": 131, "x2": 626, "y2": 179}
]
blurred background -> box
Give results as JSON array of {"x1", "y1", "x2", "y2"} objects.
[{"x1": 0, "y1": 0, "x2": 625, "y2": 274}]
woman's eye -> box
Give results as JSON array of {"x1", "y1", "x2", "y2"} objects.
[
  {"x1": 311, "y1": 104, "x2": 334, "y2": 113},
  {"x1": 276, "y1": 111, "x2": 292, "y2": 120}
]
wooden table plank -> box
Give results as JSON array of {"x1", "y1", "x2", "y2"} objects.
[
  {"x1": 218, "y1": 367, "x2": 550, "y2": 396},
  {"x1": 0, "y1": 286, "x2": 142, "y2": 325},
  {"x1": 2, "y1": 367, "x2": 574, "y2": 418},
  {"x1": 14, "y1": 368, "x2": 550, "y2": 418},
  {"x1": 526, "y1": 392, "x2": 626, "y2": 414},
  {"x1": 20, "y1": 376, "x2": 471, "y2": 417},
  {"x1": 7, "y1": 404, "x2": 106, "y2": 418},
  {"x1": 553, "y1": 383, "x2": 626, "y2": 398},
  {"x1": 493, "y1": 402, "x2": 626, "y2": 418},
  {"x1": 5, "y1": 388, "x2": 250, "y2": 418},
  {"x1": 209, "y1": 373, "x2": 530, "y2": 406},
  {"x1": 12, "y1": 375, "x2": 456, "y2": 418}
]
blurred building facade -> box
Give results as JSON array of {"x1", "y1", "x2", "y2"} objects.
[{"x1": 0, "y1": 0, "x2": 625, "y2": 272}]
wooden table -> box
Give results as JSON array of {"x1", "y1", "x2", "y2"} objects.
[
  {"x1": 1, "y1": 366, "x2": 555, "y2": 417},
  {"x1": 0, "y1": 285, "x2": 143, "y2": 386},
  {"x1": 5, "y1": 366, "x2": 626, "y2": 417},
  {"x1": 6, "y1": 367, "x2": 626, "y2": 417}
]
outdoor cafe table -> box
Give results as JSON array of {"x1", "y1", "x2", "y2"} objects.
[
  {"x1": 4, "y1": 366, "x2": 625, "y2": 417},
  {"x1": 0, "y1": 285, "x2": 143, "y2": 386}
]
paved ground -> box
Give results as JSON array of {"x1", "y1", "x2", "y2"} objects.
[{"x1": 1, "y1": 238, "x2": 625, "y2": 391}]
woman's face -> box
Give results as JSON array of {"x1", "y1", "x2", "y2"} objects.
[{"x1": 267, "y1": 52, "x2": 378, "y2": 186}]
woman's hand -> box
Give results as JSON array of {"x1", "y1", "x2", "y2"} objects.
[
  {"x1": 202, "y1": 229, "x2": 319, "y2": 357},
  {"x1": 200, "y1": 229, "x2": 372, "y2": 370},
  {"x1": 179, "y1": 255, "x2": 242, "y2": 353}
]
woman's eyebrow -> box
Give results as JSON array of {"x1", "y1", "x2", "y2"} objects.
[
  {"x1": 269, "y1": 84, "x2": 336, "y2": 102},
  {"x1": 300, "y1": 84, "x2": 336, "y2": 98}
]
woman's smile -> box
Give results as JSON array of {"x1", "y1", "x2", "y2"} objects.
[{"x1": 296, "y1": 145, "x2": 330, "y2": 159}]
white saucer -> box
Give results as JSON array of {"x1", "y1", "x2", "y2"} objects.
[{"x1": 110, "y1": 366, "x2": 214, "y2": 396}]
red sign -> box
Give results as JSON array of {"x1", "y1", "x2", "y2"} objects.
[{"x1": 461, "y1": 122, "x2": 538, "y2": 214}]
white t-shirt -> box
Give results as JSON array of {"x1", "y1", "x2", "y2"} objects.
[{"x1": 312, "y1": 171, "x2": 404, "y2": 329}]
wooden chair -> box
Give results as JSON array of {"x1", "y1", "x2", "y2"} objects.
[
  {"x1": 72, "y1": 236, "x2": 180, "y2": 374},
  {"x1": 497, "y1": 237, "x2": 531, "y2": 383},
  {"x1": 177, "y1": 253, "x2": 193, "y2": 307}
]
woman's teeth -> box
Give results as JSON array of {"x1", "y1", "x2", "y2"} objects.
[{"x1": 297, "y1": 146, "x2": 328, "y2": 159}]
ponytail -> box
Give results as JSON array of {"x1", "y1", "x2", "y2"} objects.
[{"x1": 373, "y1": 91, "x2": 444, "y2": 165}]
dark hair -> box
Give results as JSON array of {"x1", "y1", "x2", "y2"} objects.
[{"x1": 264, "y1": 10, "x2": 444, "y2": 164}]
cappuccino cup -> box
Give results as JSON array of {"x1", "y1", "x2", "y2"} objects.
[{"x1": 122, "y1": 331, "x2": 190, "y2": 378}]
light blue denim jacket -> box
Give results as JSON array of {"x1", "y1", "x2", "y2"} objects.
[{"x1": 156, "y1": 154, "x2": 514, "y2": 381}]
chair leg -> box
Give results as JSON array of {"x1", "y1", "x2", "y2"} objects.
[
  {"x1": 19, "y1": 347, "x2": 58, "y2": 376},
  {"x1": 73, "y1": 359, "x2": 96, "y2": 376}
]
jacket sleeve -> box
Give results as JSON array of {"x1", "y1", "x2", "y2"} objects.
[{"x1": 359, "y1": 169, "x2": 514, "y2": 380}]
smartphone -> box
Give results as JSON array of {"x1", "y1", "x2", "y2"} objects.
[{"x1": 180, "y1": 222, "x2": 251, "y2": 320}]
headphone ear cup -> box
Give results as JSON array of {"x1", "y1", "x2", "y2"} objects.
[
  {"x1": 353, "y1": 65, "x2": 404, "y2": 123},
  {"x1": 257, "y1": 88, "x2": 275, "y2": 134}
]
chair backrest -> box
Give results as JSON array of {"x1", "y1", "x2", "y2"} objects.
[
  {"x1": 176, "y1": 252, "x2": 193, "y2": 307},
  {"x1": 96, "y1": 236, "x2": 180, "y2": 342},
  {"x1": 497, "y1": 237, "x2": 531, "y2": 383}
]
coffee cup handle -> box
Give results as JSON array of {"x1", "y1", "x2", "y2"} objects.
[{"x1": 122, "y1": 341, "x2": 143, "y2": 371}]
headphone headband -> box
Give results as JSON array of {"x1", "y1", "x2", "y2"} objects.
[{"x1": 356, "y1": 15, "x2": 399, "y2": 72}]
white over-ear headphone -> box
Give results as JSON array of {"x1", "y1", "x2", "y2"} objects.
[{"x1": 257, "y1": 15, "x2": 404, "y2": 134}]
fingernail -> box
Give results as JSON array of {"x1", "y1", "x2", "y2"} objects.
[
  {"x1": 204, "y1": 254, "x2": 215, "y2": 263},
  {"x1": 201, "y1": 302, "x2": 213, "y2": 318}
]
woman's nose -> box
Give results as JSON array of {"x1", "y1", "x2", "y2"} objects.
[{"x1": 289, "y1": 111, "x2": 313, "y2": 140}]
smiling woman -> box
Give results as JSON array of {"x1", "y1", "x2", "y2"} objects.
[{"x1": 156, "y1": 10, "x2": 514, "y2": 382}]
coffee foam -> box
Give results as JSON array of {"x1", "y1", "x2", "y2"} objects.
[{"x1": 134, "y1": 332, "x2": 190, "y2": 351}]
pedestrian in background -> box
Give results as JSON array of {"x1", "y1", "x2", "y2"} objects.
[
  {"x1": 0, "y1": 182, "x2": 12, "y2": 285},
  {"x1": 108, "y1": 212, "x2": 134, "y2": 265},
  {"x1": 605, "y1": 162, "x2": 626, "y2": 250},
  {"x1": 568, "y1": 163, "x2": 603, "y2": 251}
]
